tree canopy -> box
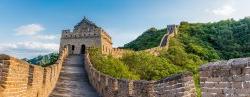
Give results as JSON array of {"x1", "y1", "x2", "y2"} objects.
[
  {"x1": 28, "y1": 53, "x2": 59, "y2": 67},
  {"x1": 124, "y1": 28, "x2": 167, "y2": 51}
]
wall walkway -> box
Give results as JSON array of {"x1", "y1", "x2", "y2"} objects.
[{"x1": 50, "y1": 55, "x2": 99, "y2": 97}]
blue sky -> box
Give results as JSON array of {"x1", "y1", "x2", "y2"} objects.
[{"x1": 0, "y1": 0, "x2": 250, "y2": 58}]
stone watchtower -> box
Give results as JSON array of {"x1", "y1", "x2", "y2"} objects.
[
  {"x1": 167, "y1": 25, "x2": 178, "y2": 36},
  {"x1": 59, "y1": 17, "x2": 113, "y2": 54}
]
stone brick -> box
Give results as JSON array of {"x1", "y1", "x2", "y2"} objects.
[
  {"x1": 232, "y1": 82, "x2": 243, "y2": 89},
  {"x1": 244, "y1": 68, "x2": 250, "y2": 74},
  {"x1": 200, "y1": 57, "x2": 250, "y2": 97},
  {"x1": 230, "y1": 58, "x2": 248, "y2": 68},
  {"x1": 230, "y1": 68, "x2": 243, "y2": 75},
  {"x1": 243, "y1": 82, "x2": 250, "y2": 88},
  {"x1": 214, "y1": 82, "x2": 230, "y2": 88}
]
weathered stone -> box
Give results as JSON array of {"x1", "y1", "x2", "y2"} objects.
[
  {"x1": 59, "y1": 18, "x2": 128, "y2": 58},
  {"x1": 0, "y1": 47, "x2": 68, "y2": 97},
  {"x1": 0, "y1": 54, "x2": 11, "y2": 60},
  {"x1": 200, "y1": 57, "x2": 250, "y2": 96}
]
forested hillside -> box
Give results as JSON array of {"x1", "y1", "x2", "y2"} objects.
[
  {"x1": 181, "y1": 18, "x2": 250, "y2": 60},
  {"x1": 125, "y1": 17, "x2": 250, "y2": 60},
  {"x1": 113, "y1": 17, "x2": 250, "y2": 96},
  {"x1": 124, "y1": 28, "x2": 166, "y2": 50},
  {"x1": 28, "y1": 53, "x2": 59, "y2": 67}
]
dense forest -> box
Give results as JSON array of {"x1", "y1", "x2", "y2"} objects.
[
  {"x1": 124, "y1": 28, "x2": 166, "y2": 50},
  {"x1": 125, "y1": 17, "x2": 250, "y2": 60},
  {"x1": 28, "y1": 53, "x2": 59, "y2": 67}
]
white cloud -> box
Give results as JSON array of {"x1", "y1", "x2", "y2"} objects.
[
  {"x1": 16, "y1": 41, "x2": 58, "y2": 51},
  {"x1": 212, "y1": 5, "x2": 235, "y2": 16},
  {"x1": 15, "y1": 24, "x2": 45, "y2": 35},
  {"x1": 0, "y1": 43, "x2": 18, "y2": 50},
  {"x1": 33, "y1": 35, "x2": 57, "y2": 40},
  {"x1": 8, "y1": 24, "x2": 59, "y2": 58},
  {"x1": 0, "y1": 42, "x2": 59, "y2": 58}
]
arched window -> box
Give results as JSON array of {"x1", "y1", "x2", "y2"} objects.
[
  {"x1": 72, "y1": 45, "x2": 75, "y2": 51},
  {"x1": 81, "y1": 44, "x2": 86, "y2": 54}
]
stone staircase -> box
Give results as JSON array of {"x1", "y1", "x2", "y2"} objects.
[{"x1": 50, "y1": 55, "x2": 99, "y2": 97}]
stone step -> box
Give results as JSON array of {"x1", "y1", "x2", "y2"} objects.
[
  {"x1": 61, "y1": 68, "x2": 86, "y2": 73},
  {"x1": 50, "y1": 55, "x2": 99, "y2": 97}
]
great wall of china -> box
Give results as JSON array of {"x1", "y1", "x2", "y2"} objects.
[
  {"x1": 1, "y1": 18, "x2": 250, "y2": 97},
  {"x1": 84, "y1": 53, "x2": 196, "y2": 97},
  {"x1": 0, "y1": 47, "x2": 68, "y2": 97}
]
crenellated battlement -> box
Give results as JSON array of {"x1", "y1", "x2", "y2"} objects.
[
  {"x1": 84, "y1": 53, "x2": 196, "y2": 97},
  {"x1": 111, "y1": 48, "x2": 130, "y2": 58},
  {"x1": 167, "y1": 24, "x2": 179, "y2": 36},
  {"x1": 0, "y1": 47, "x2": 68, "y2": 97},
  {"x1": 200, "y1": 57, "x2": 250, "y2": 96},
  {"x1": 60, "y1": 17, "x2": 113, "y2": 55},
  {"x1": 61, "y1": 31, "x2": 101, "y2": 39},
  {"x1": 62, "y1": 29, "x2": 71, "y2": 33}
]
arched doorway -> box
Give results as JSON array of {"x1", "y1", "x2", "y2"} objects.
[
  {"x1": 69, "y1": 45, "x2": 75, "y2": 54},
  {"x1": 81, "y1": 44, "x2": 86, "y2": 54}
]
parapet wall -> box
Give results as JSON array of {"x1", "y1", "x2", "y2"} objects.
[
  {"x1": 0, "y1": 48, "x2": 68, "y2": 97},
  {"x1": 200, "y1": 57, "x2": 250, "y2": 97},
  {"x1": 111, "y1": 48, "x2": 129, "y2": 58},
  {"x1": 84, "y1": 54, "x2": 196, "y2": 97},
  {"x1": 144, "y1": 47, "x2": 164, "y2": 56}
]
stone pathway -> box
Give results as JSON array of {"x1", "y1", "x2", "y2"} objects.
[
  {"x1": 50, "y1": 55, "x2": 99, "y2": 97},
  {"x1": 159, "y1": 34, "x2": 169, "y2": 47}
]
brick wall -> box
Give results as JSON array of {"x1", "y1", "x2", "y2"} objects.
[
  {"x1": 0, "y1": 47, "x2": 68, "y2": 97},
  {"x1": 200, "y1": 58, "x2": 250, "y2": 97},
  {"x1": 84, "y1": 54, "x2": 196, "y2": 97},
  {"x1": 111, "y1": 48, "x2": 130, "y2": 58},
  {"x1": 144, "y1": 47, "x2": 165, "y2": 56}
]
